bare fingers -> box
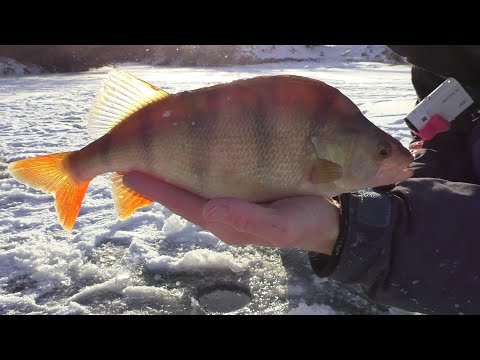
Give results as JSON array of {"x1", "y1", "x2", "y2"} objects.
[
  {"x1": 203, "y1": 198, "x2": 295, "y2": 247},
  {"x1": 123, "y1": 171, "x2": 209, "y2": 227}
]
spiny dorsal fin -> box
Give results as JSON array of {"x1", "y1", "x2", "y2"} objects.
[
  {"x1": 85, "y1": 70, "x2": 170, "y2": 138},
  {"x1": 111, "y1": 172, "x2": 153, "y2": 220}
]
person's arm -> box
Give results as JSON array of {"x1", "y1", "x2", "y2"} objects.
[{"x1": 310, "y1": 179, "x2": 480, "y2": 315}]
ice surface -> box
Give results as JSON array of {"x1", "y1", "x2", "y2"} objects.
[{"x1": 287, "y1": 302, "x2": 343, "y2": 315}]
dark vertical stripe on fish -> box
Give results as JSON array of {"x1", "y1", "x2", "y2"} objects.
[
  {"x1": 99, "y1": 133, "x2": 112, "y2": 166},
  {"x1": 188, "y1": 94, "x2": 212, "y2": 192},
  {"x1": 311, "y1": 90, "x2": 335, "y2": 138},
  {"x1": 253, "y1": 96, "x2": 272, "y2": 186},
  {"x1": 139, "y1": 108, "x2": 154, "y2": 168}
]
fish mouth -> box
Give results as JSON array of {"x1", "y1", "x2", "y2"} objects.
[
  {"x1": 393, "y1": 167, "x2": 414, "y2": 182},
  {"x1": 375, "y1": 165, "x2": 413, "y2": 184}
]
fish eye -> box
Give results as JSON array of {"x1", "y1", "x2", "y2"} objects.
[{"x1": 377, "y1": 141, "x2": 392, "y2": 159}]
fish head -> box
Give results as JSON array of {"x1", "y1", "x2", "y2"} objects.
[
  {"x1": 330, "y1": 114, "x2": 414, "y2": 191},
  {"x1": 307, "y1": 104, "x2": 414, "y2": 196},
  {"x1": 344, "y1": 122, "x2": 413, "y2": 190}
]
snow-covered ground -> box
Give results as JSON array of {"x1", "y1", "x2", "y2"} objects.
[
  {"x1": 0, "y1": 57, "x2": 44, "y2": 77},
  {"x1": 235, "y1": 45, "x2": 402, "y2": 64},
  {"x1": 0, "y1": 45, "x2": 403, "y2": 77},
  {"x1": 0, "y1": 60, "x2": 417, "y2": 315}
]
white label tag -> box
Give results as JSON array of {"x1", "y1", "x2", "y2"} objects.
[{"x1": 406, "y1": 78, "x2": 474, "y2": 131}]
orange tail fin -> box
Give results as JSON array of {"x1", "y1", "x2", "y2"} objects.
[{"x1": 8, "y1": 152, "x2": 90, "y2": 231}]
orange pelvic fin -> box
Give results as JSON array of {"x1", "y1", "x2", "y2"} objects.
[
  {"x1": 111, "y1": 172, "x2": 153, "y2": 220},
  {"x1": 8, "y1": 152, "x2": 90, "y2": 231}
]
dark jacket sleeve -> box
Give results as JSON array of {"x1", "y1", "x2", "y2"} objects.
[
  {"x1": 309, "y1": 114, "x2": 480, "y2": 314},
  {"x1": 309, "y1": 181, "x2": 480, "y2": 315},
  {"x1": 387, "y1": 45, "x2": 480, "y2": 89}
]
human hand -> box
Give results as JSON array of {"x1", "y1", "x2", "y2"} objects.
[{"x1": 123, "y1": 172, "x2": 340, "y2": 255}]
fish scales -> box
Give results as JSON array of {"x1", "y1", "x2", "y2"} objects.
[{"x1": 8, "y1": 72, "x2": 413, "y2": 230}]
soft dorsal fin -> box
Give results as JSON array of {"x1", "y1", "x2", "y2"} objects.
[{"x1": 85, "y1": 70, "x2": 170, "y2": 138}]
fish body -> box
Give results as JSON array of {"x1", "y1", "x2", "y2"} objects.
[{"x1": 9, "y1": 71, "x2": 413, "y2": 231}]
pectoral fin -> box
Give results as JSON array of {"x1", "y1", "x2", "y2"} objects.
[{"x1": 309, "y1": 158, "x2": 343, "y2": 184}]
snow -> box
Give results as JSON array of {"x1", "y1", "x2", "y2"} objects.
[
  {"x1": 0, "y1": 45, "x2": 403, "y2": 79},
  {"x1": 287, "y1": 302, "x2": 342, "y2": 315},
  {"x1": 0, "y1": 57, "x2": 44, "y2": 76},
  {"x1": 0, "y1": 46, "x2": 418, "y2": 315},
  {"x1": 235, "y1": 45, "x2": 400, "y2": 64},
  {"x1": 146, "y1": 249, "x2": 248, "y2": 274}
]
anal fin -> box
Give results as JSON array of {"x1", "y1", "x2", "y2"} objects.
[{"x1": 111, "y1": 172, "x2": 153, "y2": 220}]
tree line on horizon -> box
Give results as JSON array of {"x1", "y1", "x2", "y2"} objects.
[{"x1": 0, "y1": 45, "x2": 304, "y2": 73}]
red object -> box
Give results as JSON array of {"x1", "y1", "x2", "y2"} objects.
[
  {"x1": 409, "y1": 140, "x2": 425, "y2": 157},
  {"x1": 416, "y1": 114, "x2": 451, "y2": 140}
]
